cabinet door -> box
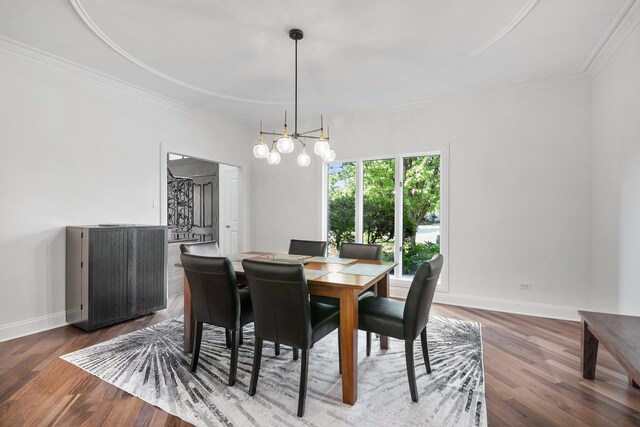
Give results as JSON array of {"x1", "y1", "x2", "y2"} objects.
[
  {"x1": 88, "y1": 229, "x2": 129, "y2": 328},
  {"x1": 133, "y1": 228, "x2": 167, "y2": 314}
]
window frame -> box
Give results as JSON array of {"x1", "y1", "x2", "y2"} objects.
[{"x1": 322, "y1": 146, "x2": 449, "y2": 293}]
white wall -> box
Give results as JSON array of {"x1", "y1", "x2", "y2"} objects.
[
  {"x1": 248, "y1": 150, "x2": 325, "y2": 253},
  {"x1": 0, "y1": 49, "x2": 251, "y2": 340},
  {"x1": 591, "y1": 23, "x2": 640, "y2": 315},
  {"x1": 250, "y1": 81, "x2": 593, "y2": 320}
]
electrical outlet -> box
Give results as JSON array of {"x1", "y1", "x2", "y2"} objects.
[
  {"x1": 518, "y1": 283, "x2": 532, "y2": 291},
  {"x1": 152, "y1": 199, "x2": 159, "y2": 209}
]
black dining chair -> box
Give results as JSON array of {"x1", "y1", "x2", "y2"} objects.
[
  {"x1": 288, "y1": 239, "x2": 327, "y2": 257},
  {"x1": 358, "y1": 254, "x2": 443, "y2": 402},
  {"x1": 180, "y1": 254, "x2": 254, "y2": 386},
  {"x1": 339, "y1": 242, "x2": 382, "y2": 260},
  {"x1": 312, "y1": 242, "x2": 383, "y2": 307},
  {"x1": 339, "y1": 242, "x2": 383, "y2": 298},
  {"x1": 275, "y1": 239, "x2": 328, "y2": 356},
  {"x1": 242, "y1": 259, "x2": 341, "y2": 417},
  {"x1": 181, "y1": 241, "x2": 240, "y2": 349},
  {"x1": 180, "y1": 241, "x2": 220, "y2": 257}
]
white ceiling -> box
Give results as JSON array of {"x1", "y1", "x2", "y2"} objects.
[{"x1": 0, "y1": 0, "x2": 633, "y2": 127}]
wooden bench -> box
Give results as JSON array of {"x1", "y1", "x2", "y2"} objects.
[{"x1": 579, "y1": 310, "x2": 640, "y2": 388}]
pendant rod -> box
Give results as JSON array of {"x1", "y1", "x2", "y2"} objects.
[{"x1": 294, "y1": 38, "x2": 298, "y2": 136}]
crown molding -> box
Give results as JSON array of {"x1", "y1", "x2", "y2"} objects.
[
  {"x1": 68, "y1": 0, "x2": 287, "y2": 106},
  {"x1": 330, "y1": 73, "x2": 591, "y2": 122},
  {"x1": 5, "y1": 0, "x2": 640, "y2": 133},
  {"x1": 583, "y1": 0, "x2": 640, "y2": 78},
  {"x1": 0, "y1": 36, "x2": 251, "y2": 132}
]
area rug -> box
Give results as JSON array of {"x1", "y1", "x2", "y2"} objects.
[{"x1": 61, "y1": 316, "x2": 486, "y2": 427}]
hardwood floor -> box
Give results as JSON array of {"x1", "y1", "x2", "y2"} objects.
[{"x1": 1, "y1": 295, "x2": 639, "y2": 426}]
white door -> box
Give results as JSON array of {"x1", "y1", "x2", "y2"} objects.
[{"x1": 219, "y1": 165, "x2": 239, "y2": 255}]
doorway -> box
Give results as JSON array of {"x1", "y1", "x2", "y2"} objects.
[
  {"x1": 165, "y1": 153, "x2": 240, "y2": 295},
  {"x1": 219, "y1": 164, "x2": 239, "y2": 256}
]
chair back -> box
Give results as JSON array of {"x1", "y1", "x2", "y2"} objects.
[
  {"x1": 288, "y1": 239, "x2": 327, "y2": 257},
  {"x1": 339, "y1": 243, "x2": 382, "y2": 260},
  {"x1": 180, "y1": 241, "x2": 220, "y2": 257},
  {"x1": 403, "y1": 254, "x2": 444, "y2": 340},
  {"x1": 180, "y1": 253, "x2": 241, "y2": 330},
  {"x1": 242, "y1": 259, "x2": 313, "y2": 349}
]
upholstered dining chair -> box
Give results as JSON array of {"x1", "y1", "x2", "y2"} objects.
[
  {"x1": 312, "y1": 242, "x2": 383, "y2": 307},
  {"x1": 358, "y1": 254, "x2": 443, "y2": 402},
  {"x1": 288, "y1": 239, "x2": 327, "y2": 257},
  {"x1": 180, "y1": 254, "x2": 254, "y2": 386},
  {"x1": 179, "y1": 240, "x2": 220, "y2": 257},
  {"x1": 180, "y1": 240, "x2": 240, "y2": 349},
  {"x1": 339, "y1": 242, "x2": 382, "y2": 260},
  {"x1": 242, "y1": 259, "x2": 341, "y2": 417},
  {"x1": 275, "y1": 238, "x2": 329, "y2": 357}
]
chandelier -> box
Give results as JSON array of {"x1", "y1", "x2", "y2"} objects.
[{"x1": 253, "y1": 29, "x2": 335, "y2": 167}]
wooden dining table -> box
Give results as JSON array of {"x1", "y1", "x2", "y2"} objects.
[{"x1": 180, "y1": 251, "x2": 397, "y2": 406}]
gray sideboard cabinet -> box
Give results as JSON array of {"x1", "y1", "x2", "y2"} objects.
[{"x1": 66, "y1": 225, "x2": 168, "y2": 331}]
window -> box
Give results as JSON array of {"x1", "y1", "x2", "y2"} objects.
[
  {"x1": 327, "y1": 162, "x2": 356, "y2": 256},
  {"x1": 401, "y1": 155, "x2": 441, "y2": 277},
  {"x1": 363, "y1": 158, "x2": 395, "y2": 261},
  {"x1": 325, "y1": 151, "x2": 446, "y2": 286}
]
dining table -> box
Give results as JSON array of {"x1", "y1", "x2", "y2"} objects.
[{"x1": 180, "y1": 251, "x2": 397, "y2": 405}]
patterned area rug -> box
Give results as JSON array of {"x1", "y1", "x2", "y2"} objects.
[{"x1": 61, "y1": 317, "x2": 486, "y2": 427}]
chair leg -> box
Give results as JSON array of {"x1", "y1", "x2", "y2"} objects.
[
  {"x1": 225, "y1": 329, "x2": 231, "y2": 349},
  {"x1": 420, "y1": 327, "x2": 431, "y2": 374},
  {"x1": 405, "y1": 339, "x2": 418, "y2": 403},
  {"x1": 229, "y1": 329, "x2": 239, "y2": 386},
  {"x1": 191, "y1": 321, "x2": 204, "y2": 372},
  {"x1": 275, "y1": 342, "x2": 281, "y2": 356},
  {"x1": 249, "y1": 338, "x2": 263, "y2": 396},
  {"x1": 239, "y1": 327, "x2": 244, "y2": 346},
  {"x1": 293, "y1": 348, "x2": 299, "y2": 361},
  {"x1": 297, "y1": 349, "x2": 309, "y2": 417},
  {"x1": 366, "y1": 331, "x2": 372, "y2": 356},
  {"x1": 338, "y1": 327, "x2": 342, "y2": 374}
]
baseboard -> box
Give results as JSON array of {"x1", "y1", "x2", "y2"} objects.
[
  {"x1": 0, "y1": 311, "x2": 68, "y2": 343},
  {"x1": 390, "y1": 284, "x2": 580, "y2": 321}
]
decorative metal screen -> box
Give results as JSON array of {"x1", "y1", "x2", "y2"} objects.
[{"x1": 167, "y1": 173, "x2": 194, "y2": 234}]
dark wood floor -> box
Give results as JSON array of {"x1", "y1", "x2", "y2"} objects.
[{"x1": 1, "y1": 295, "x2": 639, "y2": 426}]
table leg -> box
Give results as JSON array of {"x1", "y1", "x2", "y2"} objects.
[
  {"x1": 183, "y1": 273, "x2": 195, "y2": 353},
  {"x1": 339, "y1": 288, "x2": 359, "y2": 405},
  {"x1": 581, "y1": 320, "x2": 599, "y2": 379},
  {"x1": 377, "y1": 273, "x2": 389, "y2": 350}
]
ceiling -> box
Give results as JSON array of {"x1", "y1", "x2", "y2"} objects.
[{"x1": 0, "y1": 0, "x2": 633, "y2": 127}]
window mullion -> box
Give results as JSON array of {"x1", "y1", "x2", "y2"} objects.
[
  {"x1": 355, "y1": 160, "x2": 363, "y2": 244},
  {"x1": 394, "y1": 156, "x2": 403, "y2": 278}
]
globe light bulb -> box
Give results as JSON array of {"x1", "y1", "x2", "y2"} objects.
[
  {"x1": 277, "y1": 136, "x2": 294, "y2": 153},
  {"x1": 297, "y1": 149, "x2": 311, "y2": 167},
  {"x1": 321, "y1": 148, "x2": 336, "y2": 163},
  {"x1": 267, "y1": 149, "x2": 281, "y2": 165},
  {"x1": 314, "y1": 138, "x2": 330, "y2": 156},
  {"x1": 253, "y1": 139, "x2": 269, "y2": 159}
]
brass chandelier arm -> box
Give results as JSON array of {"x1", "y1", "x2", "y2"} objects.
[
  {"x1": 296, "y1": 134, "x2": 327, "y2": 140},
  {"x1": 260, "y1": 131, "x2": 327, "y2": 140},
  {"x1": 297, "y1": 128, "x2": 324, "y2": 135}
]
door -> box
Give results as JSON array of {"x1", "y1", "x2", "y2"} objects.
[{"x1": 219, "y1": 165, "x2": 239, "y2": 255}]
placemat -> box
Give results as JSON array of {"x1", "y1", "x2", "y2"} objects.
[
  {"x1": 303, "y1": 269, "x2": 331, "y2": 280},
  {"x1": 227, "y1": 253, "x2": 262, "y2": 262},
  {"x1": 307, "y1": 256, "x2": 356, "y2": 264},
  {"x1": 268, "y1": 254, "x2": 312, "y2": 263},
  {"x1": 338, "y1": 263, "x2": 392, "y2": 277}
]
